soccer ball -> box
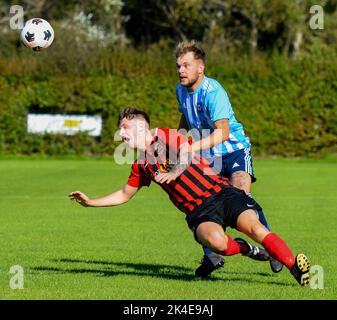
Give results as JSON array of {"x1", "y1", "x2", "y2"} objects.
[{"x1": 20, "y1": 18, "x2": 54, "y2": 51}]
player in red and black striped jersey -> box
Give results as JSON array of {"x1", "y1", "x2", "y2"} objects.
[
  {"x1": 127, "y1": 127, "x2": 233, "y2": 215},
  {"x1": 69, "y1": 108, "x2": 311, "y2": 286}
]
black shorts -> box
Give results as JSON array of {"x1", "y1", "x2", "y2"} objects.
[{"x1": 186, "y1": 186, "x2": 262, "y2": 243}]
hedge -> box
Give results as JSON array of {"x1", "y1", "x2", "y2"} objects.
[{"x1": 0, "y1": 45, "x2": 336, "y2": 157}]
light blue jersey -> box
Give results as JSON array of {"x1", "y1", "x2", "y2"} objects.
[{"x1": 176, "y1": 76, "x2": 250, "y2": 158}]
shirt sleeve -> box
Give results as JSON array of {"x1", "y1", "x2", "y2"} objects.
[
  {"x1": 127, "y1": 161, "x2": 151, "y2": 189},
  {"x1": 205, "y1": 87, "x2": 232, "y2": 122}
]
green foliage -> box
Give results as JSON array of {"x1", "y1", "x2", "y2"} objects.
[
  {"x1": 0, "y1": 0, "x2": 336, "y2": 157},
  {"x1": 0, "y1": 41, "x2": 336, "y2": 157},
  {"x1": 210, "y1": 47, "x2": 337, "y2": 156},
  {"x1": 0, "y1": 53, "x2": 178, "y2": 155}
]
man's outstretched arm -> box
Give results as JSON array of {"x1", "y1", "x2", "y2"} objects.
[{"x1": 68, "y1": 183, "x2": 138, "y2": 207}]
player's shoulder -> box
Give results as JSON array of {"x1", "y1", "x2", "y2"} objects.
[
  {"x1": 176, "y1": 83, "x2": 185, "y2": 91},
  {"x1": 176, "y1": 84, "x2": 186, "y2": 100},
  {"x1": 156, "y1": 128, "x2": 186, "y2": 146},
  {"x1": 156, "y1": 127, "x2": 178, "y2": 139},
  {"x1": 203, "y1": 76, "x2": 227, "y2": 95}
]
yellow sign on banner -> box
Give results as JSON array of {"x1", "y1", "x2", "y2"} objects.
[{"x1": 64, "y1": 120, "x2": 81, "y2": 128}]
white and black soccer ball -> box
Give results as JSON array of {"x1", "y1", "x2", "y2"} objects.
[{"x1": 20, "y1": 18, "x2": 54, "y2": 51}]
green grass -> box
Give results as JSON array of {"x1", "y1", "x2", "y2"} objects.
[{"x1": 0, "y1": 158, "x2": 336, "y2": 300}]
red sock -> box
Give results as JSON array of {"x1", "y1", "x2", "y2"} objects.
[
  {"x1": 221, "y1": 235, "x2": 247, "y2": 256},
  {"x1": 262, "y1": 233, "x2": 295, "y2": 270}
]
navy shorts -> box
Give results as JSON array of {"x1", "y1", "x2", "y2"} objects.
[{"x1": 207, "y1": 148, "x2": 256, "y2": 183}]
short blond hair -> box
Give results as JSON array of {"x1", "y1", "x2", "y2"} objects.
[{"x1": 175, "y1": 40, "x2": 206, "y2": 63}]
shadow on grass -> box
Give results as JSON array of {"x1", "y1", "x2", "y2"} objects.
[{"x1": 29, "y1": 258, "x2": 296, "y2": 287}]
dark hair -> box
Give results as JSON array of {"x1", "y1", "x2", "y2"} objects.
[
  {"x1": 118, "y1": 107, "x2": 150, "y2": 126},
  {"x1": 175, "y1": 40, "x2": 206, "y2": 63}
]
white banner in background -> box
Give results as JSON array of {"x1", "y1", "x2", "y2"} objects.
[{"x1": 27, "y1": 114, "x2": 102, "y2": 136}]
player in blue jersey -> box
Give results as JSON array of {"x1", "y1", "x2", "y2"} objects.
[{"x1": 174, "y1": 40, "x2": 283, "y2": 277}]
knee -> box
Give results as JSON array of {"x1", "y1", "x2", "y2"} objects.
[{"x1": 231, "y1": 171, "x2": 251, "y2": 191}]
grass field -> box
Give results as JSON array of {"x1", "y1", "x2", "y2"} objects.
[{"x1": 0, "y1": 157, "x2": 336, "y2": 300}]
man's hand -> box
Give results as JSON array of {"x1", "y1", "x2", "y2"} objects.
[
  {"x1": 154, "y1": 172, "x2": 179, "y2": 184},
  {"x1": 68, "y1": 191, "x2": 92, "y2": 207},
  {"x1": 154, "y1": 142, "x2": 193, "y2": 184}
]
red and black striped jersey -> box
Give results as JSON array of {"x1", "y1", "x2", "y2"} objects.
[{"x1": 127, "y1": 128, "x2": 231, "y2": 214}]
